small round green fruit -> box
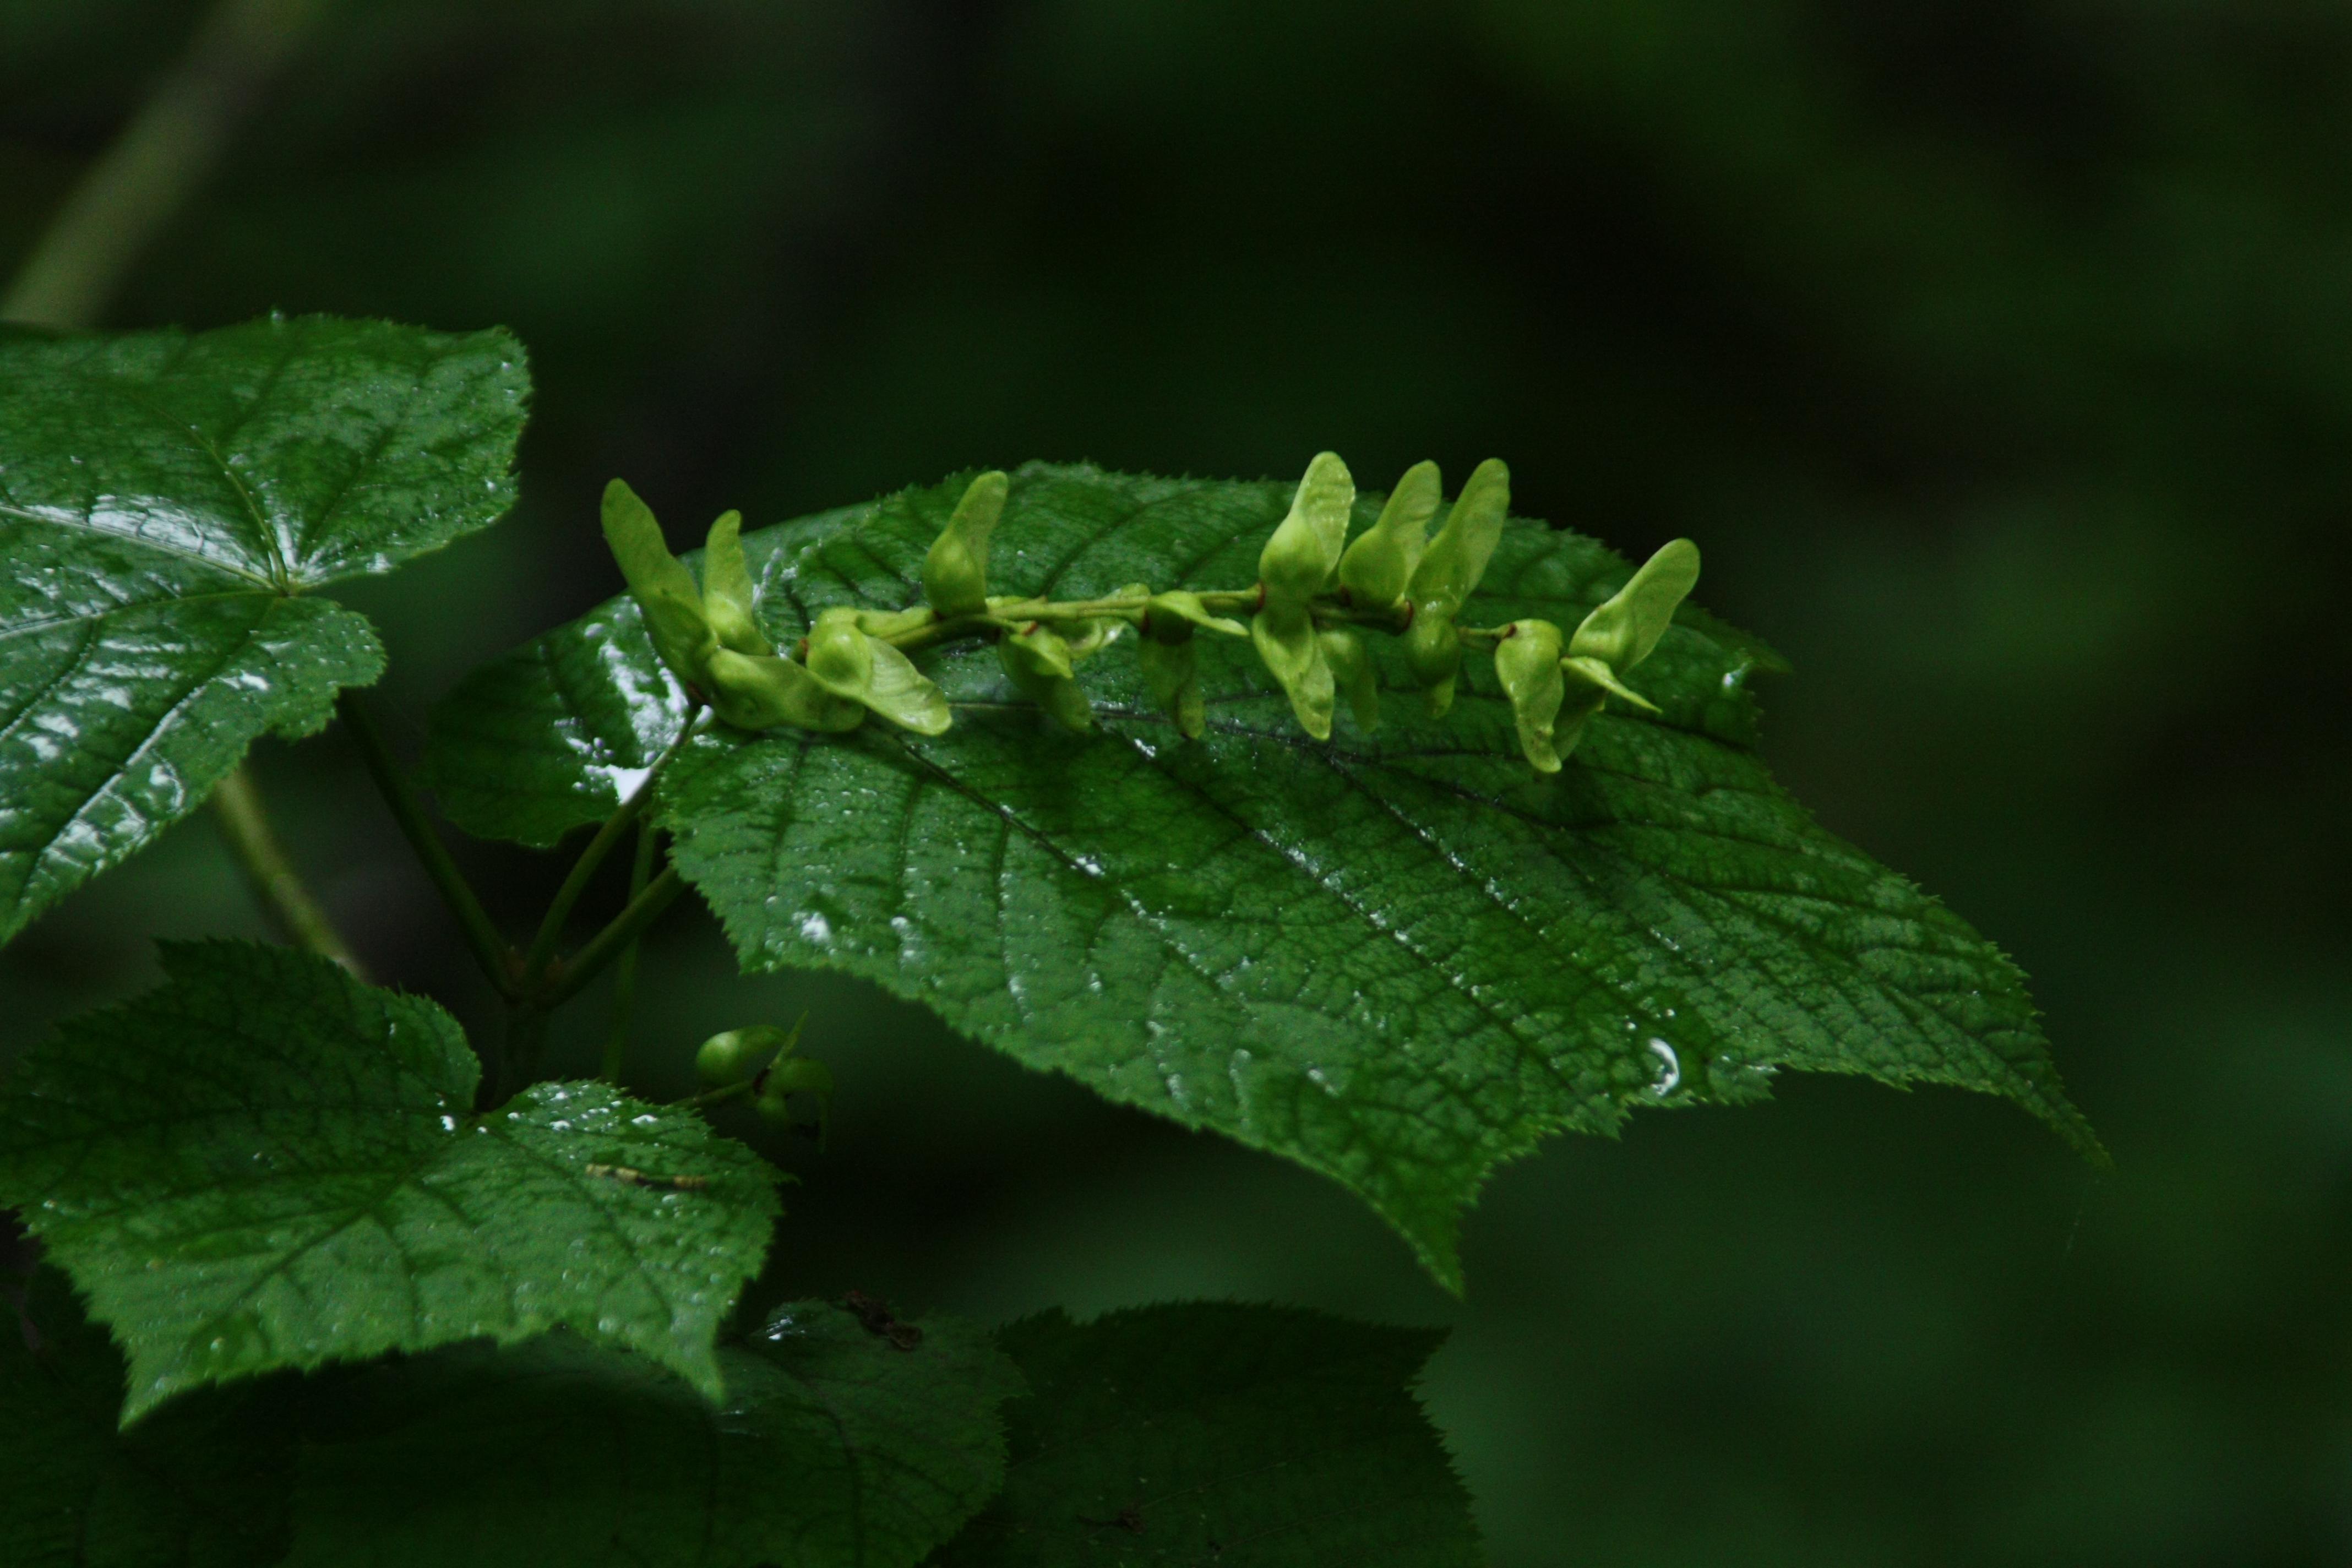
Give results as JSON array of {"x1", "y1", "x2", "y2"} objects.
[{"x1": 695, "y1": 1022, "x2": 796, "y2": 1087}]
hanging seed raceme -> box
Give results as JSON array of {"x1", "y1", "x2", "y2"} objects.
[
  {"x1": 1337, "y1": 458, "x2": 1440, "y2": 613},
  {"x1": 1248, "y1": 450, "x2": 1354, "y2": 739},
  {"x1": 592, "y1": 454, "x2": 1705, "y2": 770},
  {"x1": 999, "y1": 620, "x2": 1093, "y2": 731},
  {"x1": 1493, "y1": 618, "x2": 1568, "y2": 772},
  {"x1": 699, "y1": 509, "x2": 768, "y2": 656},
  {"x1": 807, "y1": 607, "x2": 952, "y2": 734},
  {"x1": 1403, "y1": 458, "x2": 1510, "y2": 717},
  {"x1": 1320, "y1": 625, "x2": 1380, "y2": 732},
  {"x1": 602, "y1": 478, "x2": 719, "y2": 684},
  {"x1": 923, "y1": 470, "x2": 1007, "y2": 619}
]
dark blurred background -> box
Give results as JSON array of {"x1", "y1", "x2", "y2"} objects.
[{"x1": 6, "y1": 2, "x2": 2350, "y2": 1561}]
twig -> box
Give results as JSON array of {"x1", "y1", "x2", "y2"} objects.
[
  {"x1": 2, "y1": 0, "x2": 328, "y2": 328},
  {"x1": 539, "y1": 869, "x2": 687, "y2": 1010},
  {"x1": 597, "y1": 822, "x2": 661, "y2": 1082},
  {"x1": 670, "y1": 1080, "x2": 754, "y2": 1113},
  {"x1": 498, "y1": 1005, "x2": 549, "y2": 1103},
  {"x1": 337, "y1": 692, "x2": 520, "y2": 997},
  {"x1": 209, "y1": 765, "x2": 366, "y2": 977}
]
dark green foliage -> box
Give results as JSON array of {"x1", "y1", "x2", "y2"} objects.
[
  {"x1": 0, "y1": 316, "x2": 526, "y2": 941},
  {"x1": 3, "y1": 1267, "x2": 1480, "y2": 1567},
  {"x1": 2, "y1": 1269, "x2": 1022, "y2": 1567},
  {"x1": 426, "y1": 463, "x2": 2095, "y2": 1287},
  {"x1": 0, "y1": 942, "x2": 781, "y2": 1419},
  {"x1": 1, "y1": 1268, "x2": 292, "y2": 1567},
  {"x1": 0, "y1": 313, "x2": 1549, "y2": 1558},
  {"x1": 281, "y1": 1302, "x2": 1022, "y2": 1568},
  {"x1": 4, "y1": 1, "x2": 2341, "y2": 1558},
  {"x1": 929, "y1": 1303, "x2": 1478, "y2": 1566}
]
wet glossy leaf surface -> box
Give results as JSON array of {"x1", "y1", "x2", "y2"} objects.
[
  {"x1": 926, "y1": 1303, "x2": 1478, "y2": 1567},
  {"x1": 4, "y1": 1272, "x2": 1018, "y2": 1568},
  {"x1": 0, "y1": 317, "x2": 527, "y2": 941},
  {"x1": 420, "y1": 503, "x2": 852, "y2": 846},
  {"x1": 0, "y1": 942, "x2": 779, "y2": 1421},
  {"x1": 426, "y1": 464, "x2": 2097, "y2": 1287}
]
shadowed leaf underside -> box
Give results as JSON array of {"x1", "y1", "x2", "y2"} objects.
[{"x1": 1, "y1": 1271, "x2": 1020, "y2": 1567}]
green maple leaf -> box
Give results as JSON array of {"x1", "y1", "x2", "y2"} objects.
[
  {"x1": 928, "y1": 1302, "x2": 1479, "y2": 1566},
  {"x1": 0, "y1": 315, "x2": 527, "y2": 943},
  {"x1": 0, "y1": 942, "x2": 780, "y2": 1422},
  {"x1": 426, "y1": 463, "x2": 2100, "y2": 1289}
]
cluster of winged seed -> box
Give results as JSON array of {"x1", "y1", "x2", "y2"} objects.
[{"x1": 602, "y1": 455, "x2": 1699, "y2": 772}]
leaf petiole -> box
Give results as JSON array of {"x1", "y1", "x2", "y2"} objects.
[
  {"x1": 597, "y1": 820, "x2": 662, "y2": 1082},
  {"x1": 522, "y1": 705, "x2": 706, "y2": 985},
  {"x1": 209, "y1": 761, "x2": 367, "y2": 977},
  {"x1": 339, "y1": 691, "x2": 520, "y2": 998},
  {"x1": 669, "y1": 1079, "x2": 755, "y2": 1113},
  {"x1": 539, "y1": 867, "x2": 688, "y2": 1011}
]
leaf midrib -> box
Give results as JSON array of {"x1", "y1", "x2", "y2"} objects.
[
  {"x1": 0, "y1": 589, "x2": 278, "y2": 647},
  {"x1": 7, "y1": 600, "x2": 302, "y2": 905},
  {"x1": 46, "y1": 345, "x2": 300, "y2": 589},
  {"x1": 12, "y1": 328, "x2": 471, "y2": 592},
  {"x1": 0, "y1": 499, "x2": 279, "y2": 592},
  {"x1": 807, "y1": 728, "x2": 1575, "y2": 1242}
]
